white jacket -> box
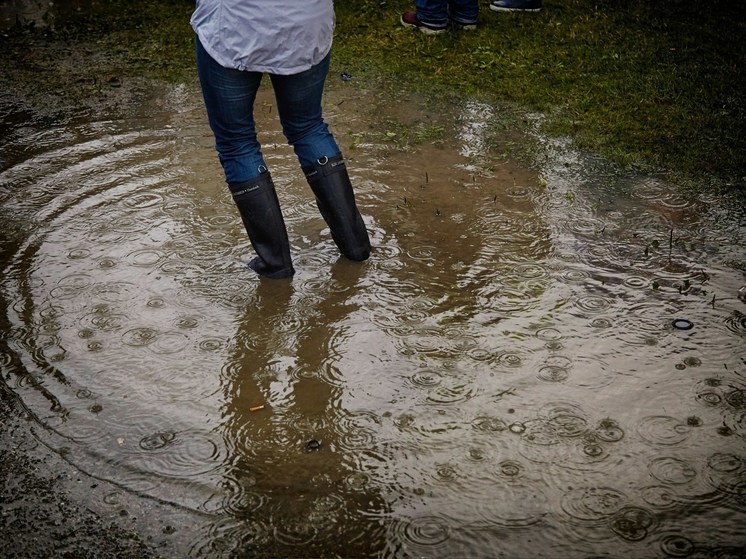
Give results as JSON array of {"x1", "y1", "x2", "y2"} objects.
[{"x1": 191, "y1": 0, "x2": 335, "y2": 75}]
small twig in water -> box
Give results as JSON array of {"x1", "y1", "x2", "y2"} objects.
[
  {"x1": 495, "y1": 387, "x2": 516, "y2": 400},
  {"x1": 668, "y1": 229, "x2": 673, "y2": 261}
]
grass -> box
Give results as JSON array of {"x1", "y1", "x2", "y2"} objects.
[
  {"x1": 334, "y1": 0, "x2": 745, "y2": 185},
  {"x1": 1, "y1": 0, "x2": 744, "y2": 192}
]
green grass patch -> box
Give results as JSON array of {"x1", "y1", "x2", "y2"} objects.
[{"x1": 334, "y1": 0, "x2": 745, "y2": 185}]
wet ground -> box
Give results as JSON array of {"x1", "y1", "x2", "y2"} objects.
[{"x1": 2, "y1": 53, "x2": 746, "y2": 559}]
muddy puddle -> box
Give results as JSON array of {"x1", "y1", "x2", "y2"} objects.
[{"x1": 1, "y1": 78, "x2": 745, "y2": 558}]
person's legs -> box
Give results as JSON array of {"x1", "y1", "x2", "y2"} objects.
[
  {"x1": 448, "y1": 0, "x2": 479, "y2": 26},
  {"x1": 196, "y1": 38, "x2": 266, "y2": 183},
  {"x1": 269, "y1": 53, "x2": 340, "y2": 168},
  {"x1": 270, "y1": 55, "x2": 370, "y2": 262},
  {"x1": 413, "y1": 0, "x2": 449, "y2": 28},
  {"x1": 197, "y1": 39, "x2": 294, "y2": 279}
]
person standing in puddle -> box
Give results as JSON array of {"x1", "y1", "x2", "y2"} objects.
[{"x1": 191, "y1": 0, "x2": 371, "y2": 279}]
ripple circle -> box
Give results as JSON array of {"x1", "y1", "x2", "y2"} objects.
[
  {"x1": 648, "y1": 456, "x2": 697, "y2": 485},
  {"x1": 637, "y1": 416, "x2": 691, "y2": 446},
  {"x1": 560, "y1": 487, "x2": 627, "y2": 521},
  {"x1": 608, "y1": 506, "x2": 656, "y2": 541}
]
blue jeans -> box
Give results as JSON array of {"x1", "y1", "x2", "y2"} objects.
[
  {"x1": 196, "y1": 39, "x2": 341, "y2": 184},
  {"x1": 416, "y1": 0, "x2": 479, "y2": 27}
]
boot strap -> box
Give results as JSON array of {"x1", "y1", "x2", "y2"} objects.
[{"x1": 303, "y1": 155, "x2": 346, "y2": 180}]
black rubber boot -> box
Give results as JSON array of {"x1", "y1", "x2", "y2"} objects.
[
  {"x1": 229, "y1": 171, "x2": 295, "y2": 279},
  {"x1": 302, "y1": 155, "x2": 371, "y2": 262}
]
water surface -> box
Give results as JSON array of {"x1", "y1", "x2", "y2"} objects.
[{"x1": 1, "y1": 82, "x2": 744, "y2": 558}]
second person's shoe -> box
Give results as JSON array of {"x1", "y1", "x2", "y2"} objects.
[
  {"x1": 449, "y1": 17, "x2": 478, "y2": 30},
  {"x1": 400, "y1": 11, "x2": 447, "y2": 35},
  {"x1": 489, "y1": 0, "x2": 542, "y2": 12}
]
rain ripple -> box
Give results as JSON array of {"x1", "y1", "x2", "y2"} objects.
[
  {"x1": 648, "y1": 456, "x2": 698, "y2": 485},
  {"x1": 472, "y1": 416, "x2": 508, "y2": 433},
  {"x1": 560, "y1": 487, "x2": 628, "y2": 522},
  {"x1": 188, "y1": 517, "x2": 270, "y2": 559},
  {"x1": 706, "y1": 453, "x2": 746, "y2": 496},
  {"x1": 724, "y1": 311, "x2": 746, "y2": 337},
  {"x1": 133, "y1": 428, "x2": 225, "y2": 479},
  {"x1": 407, "y1": 369, "x2": 443, "y2": 389},
  {"x1": 425, "y1": 378, "x2": 478, "y2": 406},
  {"x1": 396, "y1": 326, "x2": 479, "y2": 361},
  {"x1": 388, "y1": 515, "x2": 451, "y2": 554},
  {"x1": 510, "y1": 262, "x2": 549, "y2": 280},
  {"x1": 658, "y1": 533, "x2": 695, "y2": 557},
  {"x1": 637, "y1": 416, "x2": 692, "y2": 446},
  {"x1": 206, "y1": 476, "x2": 267, "y2": 517},
  {"x1": 608, "y1": 506, "x2": 657, "y2": 541},
  {"x1": 334, "y1": 410, "x2": 382, "y2": 452},
  {"x1": 572, "y1": 294, "x2": 612, "y2": 315},
  {"x1": 640, "y1": 485, "x2": 679, "y2": 510},
  {"x1": 615, "y1": 301, "x2": 681, "y2": 346},
  {"x1": 474, "y1": 484, "x2": 549, "y2": 527}
]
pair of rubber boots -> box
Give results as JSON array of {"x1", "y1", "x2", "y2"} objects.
[{"x1": 229, "y1": 155, "x2": 370, "y2": 279}]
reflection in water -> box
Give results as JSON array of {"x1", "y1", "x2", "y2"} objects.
[
  {"x1": 210, "y1": 269, "x2": 388, "y2": 557},
  {"x1": 0, "y1": 81, "x2": 745, "y2": 557}
]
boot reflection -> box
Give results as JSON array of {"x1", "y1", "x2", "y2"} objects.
[{"x1": 219, "y1": 264, "x2": 387, "y2": 557}]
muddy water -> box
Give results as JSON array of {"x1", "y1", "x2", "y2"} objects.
[{"x1": 1, "y1": 81, "x2": 745, "y2": 558}]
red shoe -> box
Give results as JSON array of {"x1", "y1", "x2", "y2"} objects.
[{"x1": 400, "y1": 11, "x2": 447, "y2": 35}]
